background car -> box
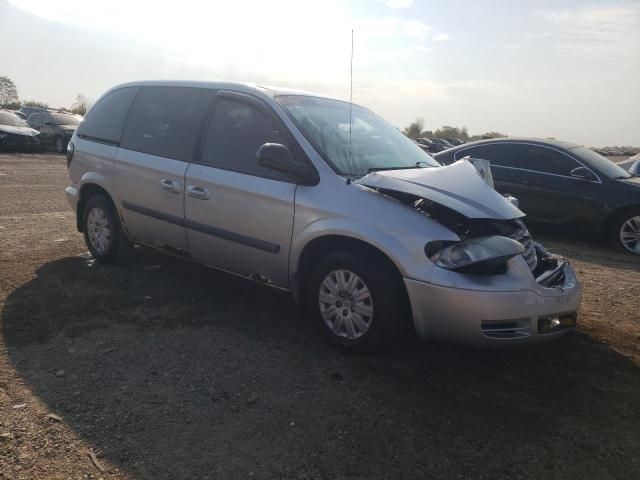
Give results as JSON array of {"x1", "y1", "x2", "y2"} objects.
[
  {"x1": 10, "y1": 110, "x2": 28, "y2": 120},
  {"x1": 618, "y1": 153, "x2": 640, "y2": 175},
  {"x1": 27, "y1": 110, "x2": 82, "y2": 153},
  {"x1": 415, "y1": 137, "x2": 454, "y2": 153},
  {"x1": 430, "y1": 138, "x2": 454, "y2": 152},
  {"x1": 0, "y1": 109, "x2": 40, "y2": 151},
  {"x1": 415, "y1": 137, "x2": 435, "y2": 151},
  {"x1": 435, "y1": 138, "x2": 640, "y2": 254},
  {"x1": 413, "y1": 140, "x2": 432, "y2": 153},
  {"x1": 18, "y1": 105, "x2": 45, "y2": 118},
  {"x1": 445, "y1": 138, "x2": 465, "y2": 146}
]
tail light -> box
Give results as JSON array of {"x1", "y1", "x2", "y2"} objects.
[{"x1": 66, "y1": 140, "x2": 74, "y2": 168}]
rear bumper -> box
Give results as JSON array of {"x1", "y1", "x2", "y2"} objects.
[{"x1": 405, "y1": 261, "x2": 581, "y2": 346}]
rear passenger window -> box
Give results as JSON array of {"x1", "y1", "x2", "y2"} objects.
[
  {"x1": 78, "y1": 87, "x2": 139, "y2": 144},
  {"x1": 200, "y1": 98, "x2": 288, "y2": 178},
  {"x1": 121, "y1": 86, "x2": 213, "y2": 161},
  {"x1": 522, "y1": 146, "x2": 578, "y2": 176}
]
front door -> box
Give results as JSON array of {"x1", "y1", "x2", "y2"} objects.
[
  {"x1": 510, "y1": 145, "x2": 601, "y2": 223},
  {"x1": 184, "y1": 92, "x2": 297, "y2": 287}
]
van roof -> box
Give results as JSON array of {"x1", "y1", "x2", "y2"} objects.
[{"x1": 111, "y1": 80, "x2": 334, "y2": 101}]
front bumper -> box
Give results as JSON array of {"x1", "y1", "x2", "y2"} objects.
[
  {"x1": 405, "y1": 260, "x2": 581, "y2": 346},
  {"x1": 65, "y1": 184, "x2": 79, "y2": 212}
]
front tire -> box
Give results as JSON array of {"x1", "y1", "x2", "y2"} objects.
[
  {"x1": 308, "y1": 251, "x2": 407, "y2": 352},
  {"x1": 611, "y1": 209, "x2": 640, "y2": 254},
  {"x1": 82, "y1": 195, "x2": 130, "y2": 264}
]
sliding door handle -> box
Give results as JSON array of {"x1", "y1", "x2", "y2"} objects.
[
  {"x1": 160, "y1": 179, "x2": 181, "y2": 193},
  {"x1": 187, "y1": 185, "x2": 210, "y2": 200}
]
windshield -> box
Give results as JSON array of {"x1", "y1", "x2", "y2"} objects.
[
  {"x1": 0, "y1": 112, "x2": 26, "y2": 127},
  {"x1": 276, "y1": 95, "x2": 440, "y2": 177},
  {"x1": 52, "y1": 113, "x2": 82, "y2": 126},
  {"x1": 570, "y1": 146, "x2": 631, "y2": 179}
]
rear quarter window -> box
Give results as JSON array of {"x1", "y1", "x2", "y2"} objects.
[
  {"x1": 454, "y1": 143, "x2": 523, "y2": 168},
  {"x1": 77, "y1": 87, "x2": 139, "y2": 144}
]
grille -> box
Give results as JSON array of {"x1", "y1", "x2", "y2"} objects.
[{"x1": 507, "y1": 219, "x2": 538, "y2": 271}]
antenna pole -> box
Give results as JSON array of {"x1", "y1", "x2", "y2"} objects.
[{"x1": 348, "y1": 29, "x2": 354, "y2": 175}]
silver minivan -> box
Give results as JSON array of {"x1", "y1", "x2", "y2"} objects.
[{"x1": 65, "y1": 81, "x2": 581, "y2": 351}]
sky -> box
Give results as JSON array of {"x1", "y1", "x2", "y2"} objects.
[{"x1": 1, "y1": 0, "x2": 638, "y2": 146}]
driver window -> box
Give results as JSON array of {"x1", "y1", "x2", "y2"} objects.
[{"x1": 201, "y1": 98, "x2": 292, "y2": 180}]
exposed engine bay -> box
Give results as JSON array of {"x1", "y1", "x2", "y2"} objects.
[
  {"x1": 355, "y1": 160, "x2": 567, "y2": 286},
  {"x1": 375, "y1": 187, "x2": 569, "y2": 288}
]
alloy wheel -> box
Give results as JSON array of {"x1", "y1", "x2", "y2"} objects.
[{"x1": 620, "y1": 216, "x2": 640, "y2": 254}]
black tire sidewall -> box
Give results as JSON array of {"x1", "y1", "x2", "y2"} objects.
[
  {"x1": 82, "y1": 195, "x2": 122, "y2": 263},
  {"x1": 308, "y1": 251, "x2": 404, "y2": 351},
  {"x1": 55, "y1": 137, "x2": 65, "y2": 154},
  {"x1": 611, "y1": 209, "x2": 640, "y2": 254}
]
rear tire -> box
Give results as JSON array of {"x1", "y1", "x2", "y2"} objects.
[
  {"x1": 55, "y1": 136, "x2": 66, "y2": 154},
  {"x1": 308, "y1": 251, "x2": 407, "y2": 352},
  {"x1": 82, "y1": 195, "x2": 131, "y2": 264},
  {"x1": 610, "y1": 208, "x2": 640, "y2": 255}
]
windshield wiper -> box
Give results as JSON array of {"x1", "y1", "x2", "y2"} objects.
[{"x1": 367, "y1": 161, "x2": 431, "y2": 173}]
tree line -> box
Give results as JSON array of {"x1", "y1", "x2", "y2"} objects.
[
  {"x1": 0, "y1": 75, "x2": 91, "y2": 115},
  {"x1": 403, "y1": 117, "x2": 506, "y2": 142}
]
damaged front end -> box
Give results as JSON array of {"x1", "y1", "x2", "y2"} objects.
[{"x1": 356, "y1": 160, "x2": 565, "y2": 286}]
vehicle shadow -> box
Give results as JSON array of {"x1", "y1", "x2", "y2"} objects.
[{"x1": 2, "y1": 251, "x2": 640, "y2": 479}]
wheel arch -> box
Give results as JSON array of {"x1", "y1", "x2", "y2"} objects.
[
  {"x1": 602, "y1": 204, "x2": 640, "y2": 237},
  {"x1": 292, "y1": 234, "x2": 409, "y2": 309},
  {"x1": 76, "y1": 182, "x2": 116, "y2": 232}
]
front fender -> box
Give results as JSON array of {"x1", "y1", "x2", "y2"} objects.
[{"x1": 289, "y1": 216, "x2": 448, "y2": 285}]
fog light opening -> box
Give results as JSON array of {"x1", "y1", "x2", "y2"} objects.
[{"x1": 538, "y1": 314, "x2": 576, "y2": 334}]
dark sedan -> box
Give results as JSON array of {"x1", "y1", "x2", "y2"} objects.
[
  {"x1": 0, "y1": 110, "x2": 41, "y2": 151},
  {"x1": 435, "y1": 138, "x2": 640, "y2": 254},
  {"x1": 27, "y1": 111, "x2": 82, "y2": 153}
]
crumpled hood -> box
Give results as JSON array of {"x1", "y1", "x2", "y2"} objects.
[
  {"x1": 355, "y1": 160, "x2": 524, "y2": 219},
  {"x1": 0, "y1": 124, "x2": 40, "y2": 137},
  {"x1": 59, "y1": 124, "x2": 78, "y2": 131}
]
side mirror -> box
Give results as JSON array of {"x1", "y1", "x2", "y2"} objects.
[
  {"x1": 570, "y1": 166, "x2": 597, "y2": 181},
  {"x1": 257, "y1": 143, "x2": 318, "y2": 186}
]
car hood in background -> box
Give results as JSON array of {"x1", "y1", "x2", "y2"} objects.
[
  {"x1": 59, "y1": 124, "x2": 78, "y2": 130},
  {"x1": 355, "y1": 160, "x2": 524, "y2": 220},
  {"x1": 0, "y1": 125, "x2": 40, "y2": 137}
]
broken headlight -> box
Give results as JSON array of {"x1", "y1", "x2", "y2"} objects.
[{"x1": 426, "y1": 235, "x2": 525, "y2": 274}]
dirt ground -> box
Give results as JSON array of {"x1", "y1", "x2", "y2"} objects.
[{"x1": 0, "y1": 153, "x2": 639, "y2": 479}]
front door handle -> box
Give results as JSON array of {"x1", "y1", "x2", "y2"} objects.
[
  {"x1": 160, "y1": 179, "x2": 181, "y2": 193},
  {"x1": 187, "y1": 185, "x2": 210, "y2": 200}
]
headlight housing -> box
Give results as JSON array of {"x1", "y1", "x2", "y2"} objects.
[{"x1": 426, "y1": 235, "x2": 525, "y2": 274}]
